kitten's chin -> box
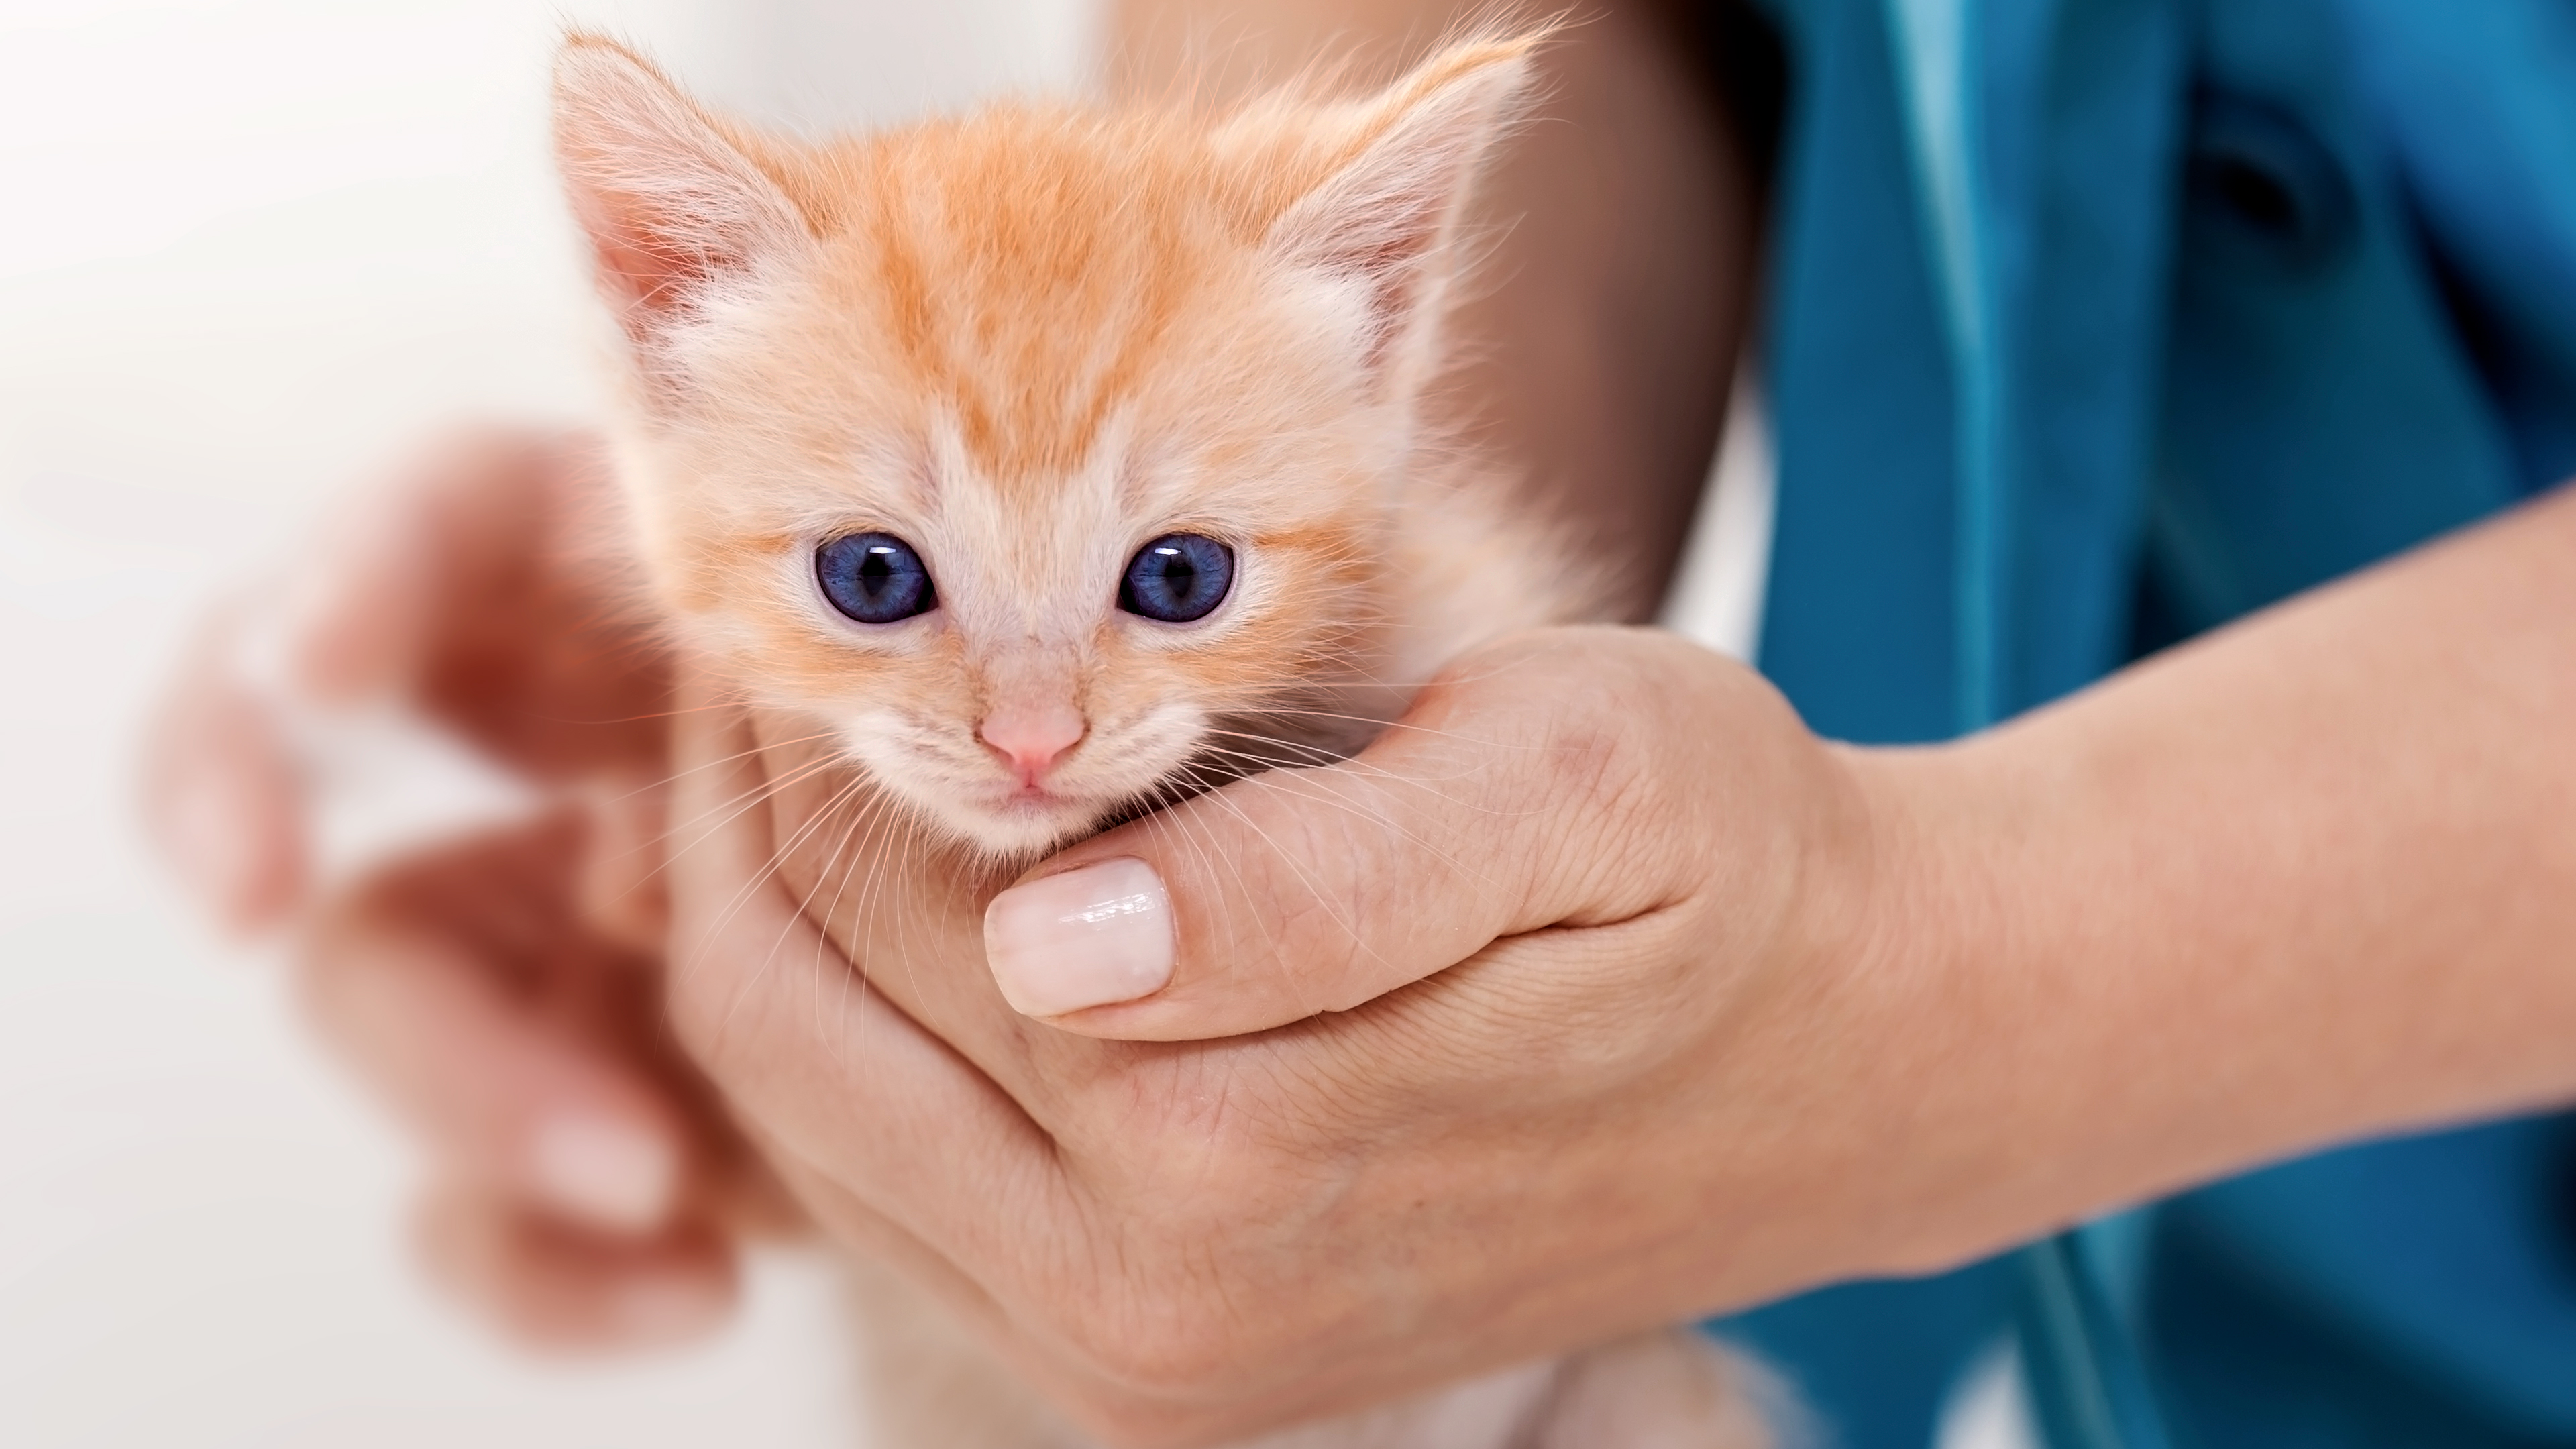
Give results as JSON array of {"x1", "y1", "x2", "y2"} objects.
[{"x1": 917, "y1": 791, "x2": 1116, "y2": 862}]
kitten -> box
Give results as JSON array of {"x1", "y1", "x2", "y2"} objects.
[{"x1": 551, "y1": 29, "x2": 1772, "y2": 1449}]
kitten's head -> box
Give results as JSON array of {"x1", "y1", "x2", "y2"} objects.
[{"x1": 553, "y1": 30, "x2": 1537, "y2": 857}]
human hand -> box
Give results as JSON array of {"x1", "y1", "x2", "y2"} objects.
[
  {"x1": 664, "y1": 626, "x2": 1954, "y2": 1446},
  {"x1": 146, "y1": 428, "x2": 783, "y2": 1350}
]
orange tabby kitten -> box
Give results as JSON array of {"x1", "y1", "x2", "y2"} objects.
[{"x1": 552, "y1": 29, "x2": 1771, "y2": 1449}]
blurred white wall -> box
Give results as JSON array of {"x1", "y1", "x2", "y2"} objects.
[{"x1": 0, "y1": 3, "x2": 1086, "y2": 1446}]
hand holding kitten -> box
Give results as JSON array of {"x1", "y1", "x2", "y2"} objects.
[{"x1": 663, "y1": 625, "x2": 1924, "y2": 1447}]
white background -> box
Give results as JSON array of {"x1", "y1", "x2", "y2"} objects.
[{"x1": 0, "y1": 1, "x2": 1778, "y2": 1445}]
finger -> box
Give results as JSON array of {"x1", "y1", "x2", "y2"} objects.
[
  {"x1": 660, "y1": 686, "x2": 1060, "y2": 1271},
  {"x1": 303, "y1": 822, "x2": 694, "y2": 1236},
  {"x1": 741, "y1": 712, "x2": 1053, "y2": 1093},
  {"x1": 289, "y1": 425, "x2": 667, "y2": 778},
  {"x1": 750, "y1": 1145, "x2": 1128, "y2": 1424},
  {"x1": 271, "y1": 451, "x2": 443, "y2": 709},
  {"x1": 415, "y1": 1182, "x2": 735, "y2": 1352},
  {"x1": 305, "y1": 922, "x2": 688, "y2": 1234},
  {"x1": 392, "y1": 429, "x2": 673, "y2": 778},
  {"x1": 986, "y1": 628, "x2": 1711, "y2": 1040},
  {"x1": 146, "y1": 426, "x2": 641, "y2": 934},
  {"x1": 576, "y1": 769, "x2": 672, "y2": 956},
  {"x1": 144, "y1": 608, "x2": 308, "y2": 934}
]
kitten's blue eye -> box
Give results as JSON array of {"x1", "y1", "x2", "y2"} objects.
[
  {"x1": 1120, "y1": 533, "x2": 1234, "y2": 623},
  {"x1": 816, "y1": 532, "x2": 936, "y2": 624}
]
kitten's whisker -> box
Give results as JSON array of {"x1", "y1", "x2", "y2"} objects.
[
  {"x1": 652, "y1": 749, "x2": 844, "y2": 862},
  {"x1": 680, "y1": 761, "x2": 863, "y2": 960},
  {"x1": 583, "y1": 729, "x2": 851, "y2": 884},
  {"x1": 540, "y1": 698, "x2": 784, "y2": 728},
  {"x1": 1185, "y1": 748, "x2": 1501, "y2": 880},
  {"x1": 795, "y1": 780, "x2": 887, "y2": 1056},
  {"x1": 1198, "y1": 736, "x2": 1530, "y2": 809},
  {"x1": 810, "y1": 786, "x2": 897, "y2": 1065},
  {"x1": 662, "y1": 753, "x2": 861, "y2": 985},
  {"x1": 835, "y1": 794, "x2": 926, "y2": 1077},
  {"x1": 1138, "y1": 796, "x2": 1317, "y2": 1022},
  {"x1": 1181, "y1": 782, "x2": 1413, "y2": 993},
  {"x1": 1226, "y1": 706, "x2": 1538, "y2": 751},
  {"x1": 593, "y1": 749, "x2": 849, "y2": 918},
  {"x1": 690, "y1": 767, "x2": 879, "y2": 1048},
  {"x1": 775, "y1": 775, "x2": 876, "y2": 1045},
  {"x1": 602, "y1": 727, "x2": 845, "y2": 807},
  {"x1": 1197, "y1": 729, "x2": 1351, "y2": 764},
  {"x1": 1193, "y1": 738, "x2": 1505, "y2": 817},
  {"x1": 834, "y1": 790, "x2": 924, "y2": 1073}
]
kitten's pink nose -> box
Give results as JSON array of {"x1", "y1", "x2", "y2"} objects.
[{"x1": 979, "y1": 704, "x2": 1086, "y2": 788}]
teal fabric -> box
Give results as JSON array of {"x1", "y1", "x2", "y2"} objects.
[{"x1": 1711, "y1": 0, "x2": 2576, "y2": 1445}]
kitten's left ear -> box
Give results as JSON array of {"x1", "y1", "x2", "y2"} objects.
[
  {"x1": 552, "y1": 32, "x2": 809, "y2": 351},
  {"x1": 1264, "y1": 34, "x2": 1543, "y2": 374}
]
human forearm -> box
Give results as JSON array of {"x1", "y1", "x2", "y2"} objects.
[
  {"x1": 667, "y1": 478, "x2": 2575, "y2": 1438},
  {"x1": 1110, "y1": 0, "x2": 1753, "y2": 616},
  {"x1": 1854, "y1": 484, "x2": 2576, "y2": 1271}
]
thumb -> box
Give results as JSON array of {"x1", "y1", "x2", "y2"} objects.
[{"x1": 983, "y1": 629, "x2": 1685, "y2": 1040}]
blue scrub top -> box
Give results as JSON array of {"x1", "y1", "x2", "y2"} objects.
[{"x1": 1710, "y1": 1, "x2": 2576, "y2": 1445}]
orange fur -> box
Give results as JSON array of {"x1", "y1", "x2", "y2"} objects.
[
  {"x1": 551, "y1": 29, "x2": 1764, "y2": 1449},
  {"x1": 553, "y1": 27, "x2": 1595, "y2": 860}
]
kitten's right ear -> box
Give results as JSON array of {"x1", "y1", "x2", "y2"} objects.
[
  {"x1": 552, "y1": 34, "x2": 806, "y2": 347},
  {"x1": 1256, "y1": 32, "x2": 1545, "y2": 383}
]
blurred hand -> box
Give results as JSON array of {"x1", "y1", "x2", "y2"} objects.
[
  {"x1": 146, "y1": 427, "x2": 782, "y2": 1350},
  {"x1": 665, "y1": 628, "x2": 1917, "y2": 1446}
]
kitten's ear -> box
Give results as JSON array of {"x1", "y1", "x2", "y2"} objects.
[
  {"x1": 1265, "y1": 34, "x2": 1542, "y2": 372},
  {"x1": 552, "y1": 34, "x2": 807, "y2": 347}
]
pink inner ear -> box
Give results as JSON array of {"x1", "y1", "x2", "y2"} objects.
[
  {"x1": 1304, "y1": 186, "x2": 1456, "y2": 375},
  {"x1": 578, "y1": 197, "x2": 743, "y2": 334},
  {"x1": 1266, "y1": 47, "x2": 1534, "y2": 378},
  {"x1": 552, "y1": 39, "x2": 804, "y2": 352}
]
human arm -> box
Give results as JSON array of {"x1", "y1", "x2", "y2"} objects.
[
  {"x1": 1020, "y1": 473, "x2": 2576, "y2": 1270},
  {"x1": 659, "y1": 482, "x2": 2576, "y2": 1446},
  {"x1": 1836, "y1": 478, "x2": 2576, "y2": 1258}
]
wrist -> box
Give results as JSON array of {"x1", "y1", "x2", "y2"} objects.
[
  {"x1": 1644, "y1": 730, "x2": 2041, "y2": 1306},
  {"x1": 1814, "y1": 716, "x2": 2339, "y2": 1281},
  {"x1": 1794, "y1": 735, "x2": 2137, "y2": 1277}
]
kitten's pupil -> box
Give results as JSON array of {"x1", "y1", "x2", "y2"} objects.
[
  {"x1": 818, "y1": 531, "x2": 936, "y2": 623},
  {"x1": 1120, "y1": 533, "x2": 1234, "y2": 623}
]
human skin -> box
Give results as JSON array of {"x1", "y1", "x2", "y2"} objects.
[
  {"x1": 145, "y1": 0, "x2": 1746, "y2": 1349},
  {"x1": 661, "y1": 480, "x2": 2576, "y2": 1447},
  {"x1": 146, "y1": 429, "x2": 771, "y2": 1344},
  {"x1": 152, "y1": 437, "x2": 2576, "y2": 1440},
  {"x1": 145, "y1": 4, "x2": 2576, "y2": 1440}
]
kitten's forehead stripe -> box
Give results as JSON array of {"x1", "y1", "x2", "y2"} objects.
[{"x1": 810, "y1": 111, "x2": 1261, "y2": 490}]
